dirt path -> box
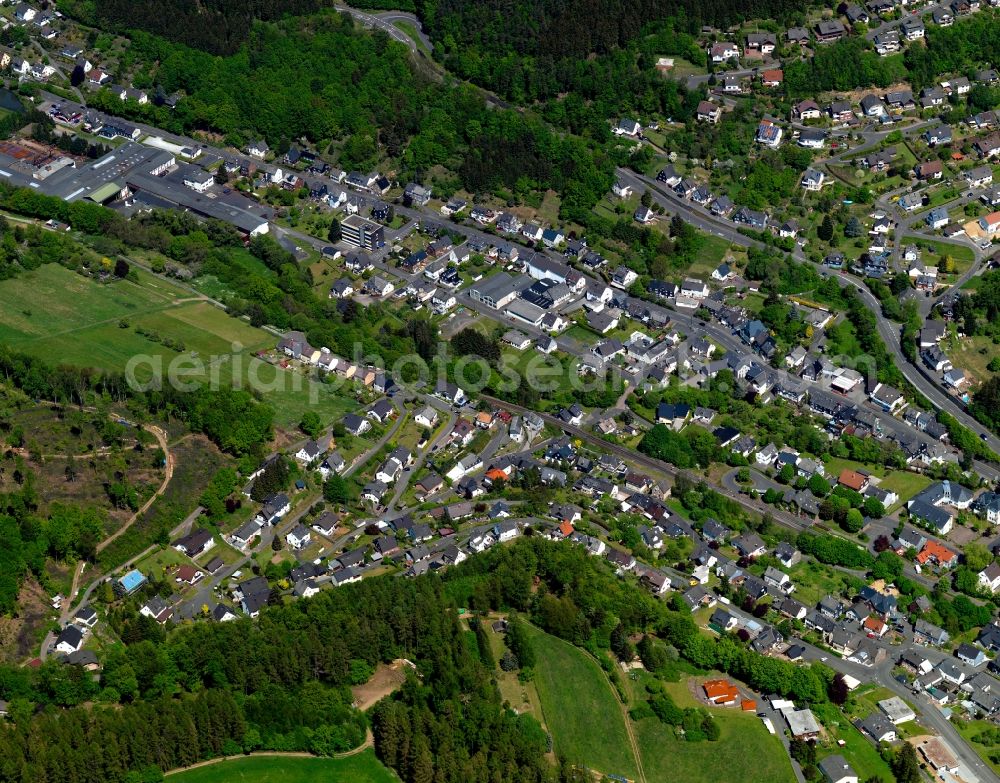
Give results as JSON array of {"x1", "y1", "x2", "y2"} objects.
[
  {"x1": 96, "y1": 424, "x2": 173, "y2": 554},
  {"x1": 8, "y1": 445, "x2": 115, "y2": 460},
  {"x1": 66, "y1": 560, "x2": 87, "y2": 608},
  {"x1": 35, "y1": 419, "x2": 176, "y2": 663},
  {"x1": 163, "y1": 729, "x2": 375, "y2": 777},
  {"x1": 594, "y1": 655, "x2": 647, "y2": 783}
]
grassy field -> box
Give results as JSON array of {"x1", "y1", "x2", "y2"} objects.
[
  {"x1": 0, "y1": 263, "x2": 359, "y2": 429},
  {"x1": 943, "y1": 333, "x2": 999, "y2": 385},
  {"x1": 168, "y1": 751, "x2": 398, "y2": 782},
  {"x1": 956, "y1": 718, "x2": 1000, "y2": 775},
  {"x1": 633, "y1": 703, "x2": 795, "y2": 783},
  {"x1": 491, "y1": 350, "x2": 580, "y2": 412},
  {"x1": 485, "y1": 620, "x2": 546, "y2": 725},
  {"x1": 538, "y1": 189, "x2": 562, "y2": 226},
  {"x1": 686, "y1": 234, "x2": 732, "y2": 278},
  {"x1": 0, "y1": 263, "x2": 268, "y2": 369},
  {"x1": 900, "y1": 235, "x2": 975, "y2": 266},
  {"x1": 525, "y1": 623, "x2": 639, "y2": 780},
  {"x1": 0, "y1": 264, "x2": 175, "y2": 347}
]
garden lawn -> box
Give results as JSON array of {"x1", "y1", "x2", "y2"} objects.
[
  {"x1": 822, "y1": 458, "x2": 930, "y2": 510},
  {"x1": 135, "y1": 546, "x2": 192, "y2": 581},
  {"x1": 943, "y1": 334, "x2": 999, "y2": 386},
  {"x1": 167, "y1": 750, "x2": 398, "y2": 782},
  {"x1": 842, "y1": 685, "x2": 921, "y2": 737},
  {"x1": 900, "y1": 235, "x2": 975, "y2": 266},
  {"x1": 811, "y1": 701, "x2": 895, "y2": 783},
  {"x1": 789, "y1": 560, "x2": 861, "y2": 608},
  {"x1": 525, "y1": 623, "x2": 639, "y2": 780},
  {"x1": 877, "y1": 471, "x2": 933, "y2": 511},
  {"x1": 823, "y1": 457, "x2": 884, "y2": 480}
]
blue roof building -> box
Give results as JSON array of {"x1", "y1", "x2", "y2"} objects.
[{"x1": 117, "y1": 569, "x2": 147, "y2": 595}]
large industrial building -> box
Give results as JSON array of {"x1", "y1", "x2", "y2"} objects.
[{"x1": 0, "y1": 141, "x2": 272, "y2": 238}]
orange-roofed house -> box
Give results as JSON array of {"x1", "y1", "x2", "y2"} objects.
[
  {"x1": 916, "y1": 541, "x2": 957, "y2": 568},
  {"x1": 838, "y1": 469, "x2": 870, "y2": 492},
  {"x1": 703, "y1": 679, "x2": 739, "y2": 705},
  {"x1": 863, "y1": 615, "x2": 887, "y2": 638},
  {"x1": 980, "y1": 211, "x2": 1000, "y2": 235},
  {"x1": 475, "y1": 411, "x2": 495, "y2": 429},
  {"x1": 741, "y1": 699, "x2": 757, "y2": 712},
  {"x1": 484, "y1": 468, "x2": 508, "y2": 484},
  {"x1": 558, "y1": 521, "x2": 575, "y2": 538},
  {"x1": 761, "y1": 69, "x2": 783, "y2": 87}
]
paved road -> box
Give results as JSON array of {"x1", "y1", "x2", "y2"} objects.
[
  {"x1": 333, "y1": 5, "x2": 430, "y2": 53},
  {"x1": 371, "y1": 10, "x2": 434, "y2": 52},
  {"x1": 721, "y1": 466, "x2": 785, "y2": 496},
  {"x1": 38, "y1": 80, "x2": 983, "y2": 465},
  {"x1": 478, "y1": 393, "x2": 827, "y2": 539},
  {"x1": 38, "y1": 80, "x2": 998, "y2": 468},
  {"x1": 864, "y1": 4, "x2": 944, "y2": 40},
  {"x1": 344, "y1": 396, "x2": 408, "y2": 478},
  {"x1": 620, "y1": 164, "x2": 1000, "y2": 464},
  {"x1": 720, "y1": 601, "x2": 995, "y2": 783},
  {"x1": 385, "y1": 407, "x2": 456, "y2": 511}
]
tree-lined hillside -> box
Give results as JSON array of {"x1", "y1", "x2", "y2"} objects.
[{"x1": 62, "y1": 0, "x2": 323, "y2": 55}]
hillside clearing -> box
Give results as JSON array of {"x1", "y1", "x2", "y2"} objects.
[
  {"x1": 167, "y1": 750, "x2": 398, "y2": 782},
  {"x1": 525, "y1": 623, "x2": 640, "y2": 780}
]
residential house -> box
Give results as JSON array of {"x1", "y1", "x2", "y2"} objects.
[
  {"x1": 696, "y1": 101, "x2": 722, "y2": 123},
  {"x1": 815, "y1": 19, "x2": 846, "y2": 41},
  {"x1": 858, "y1": 714, "x2": 896, "y2": 744},
  {"x1": 794, "y1": 99, "x2": 822, "y2": 120},
  {"x1": 819, "y1": 756, "x2": 858, "y2": 783},
  {"x1": 709, "y1": 42, "x2": 739, "y2": 63},
  {"x1": 173, "y1": 529, "x2": 215, "y2": 558},
  {"x1": 756, "y1": 120, "x2": 783, "y2": 148},
  {"x1": 802, "y1": 169, "x2": 825, "y2": 191}
]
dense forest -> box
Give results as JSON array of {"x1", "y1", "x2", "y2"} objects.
[
  {"x1": 419, "y1": 0, "x2": 801, "y2": 90},
  {"x1": 0, "y1": 538, "x2": 839, "y2": 782},
  {"x1": 0, "y1": 575, "x2": 560, "y2": 783},
  {"x1": 784, "y1": 39, "x2": 908, "y2": 99},
  {"x1": 73, "y1": 13, "x2": 616, "y2": 218},
  {"x1": 62, "y1": 0, "x2": 323, "y2": 55}
]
